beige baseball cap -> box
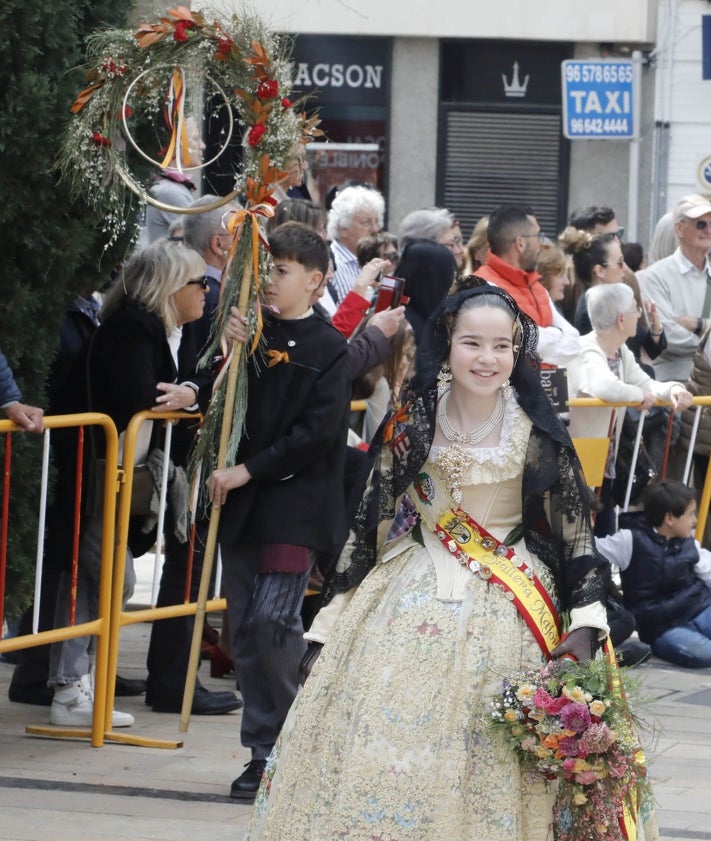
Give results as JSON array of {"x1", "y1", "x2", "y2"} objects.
[{"x1": 673, "y1": 193, "x2": 711, "y2": 224}]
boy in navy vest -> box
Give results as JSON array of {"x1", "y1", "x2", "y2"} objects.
[
  {"x1": 596, "y1": 479, "x2": 711, "y2": 668},
  {"x1": 207, "y1": 222, "x2": 350, "y2": 800}
]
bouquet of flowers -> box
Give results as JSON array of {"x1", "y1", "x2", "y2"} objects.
[{"x1": 491, "y1": 656, "x2": 652, "y2": 841}]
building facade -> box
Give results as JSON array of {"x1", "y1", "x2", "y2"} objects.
[{"x1": 203, "y1": 1, "x2": 710, "y2": 249}]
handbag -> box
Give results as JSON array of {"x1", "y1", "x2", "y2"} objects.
[{"x1": 83, "y1": 458, "x2": 155, "y2": 518}]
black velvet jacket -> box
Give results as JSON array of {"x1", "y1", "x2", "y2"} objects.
[{"x1": 219, "y1": 310, "x2": 350, "y2": 555}]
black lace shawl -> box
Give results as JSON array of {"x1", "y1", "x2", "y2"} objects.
[{"x1": 322, "y1": 281, "x2": 609, "y2": 614}]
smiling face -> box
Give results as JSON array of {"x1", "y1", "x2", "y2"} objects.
[
  {"x1": 666, "y1": 499, "x2": 698, "y2": 540},
  {"x1": 448, "y1": 305, "x2": 515, "y2": 400},
  {"x1": 676, "y1": 212, "x2": 711, "y2": 257}
]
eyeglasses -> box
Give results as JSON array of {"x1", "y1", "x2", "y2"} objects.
[
  {"x1": 185, "y1": 278, "x2": 209, "y2": 290},
  {"x1": 519, "y1": 232, "x2": 546, "y2": 242},
  {"x1": 602, "y1": 258, "x2": 626, "y2": 268},
  {"x1": 612, "y1": 227, "x2": 625, "y2": 240},
  {"x1": 382, "y1": 251, "x2": 400, "y2": 262},
  {"x1": 693, "y1": 219, "x2": 711, "y2": 231}
]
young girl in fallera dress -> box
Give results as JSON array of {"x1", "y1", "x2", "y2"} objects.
[{"x1": 247, "y1": 281, "x2": 610, "y2": 841}]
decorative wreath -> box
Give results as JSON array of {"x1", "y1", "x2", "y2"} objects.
[
  {"x1": 60, "y1": 5, "x2": 320, "y2": 245},
  {"x1": 61, "y1": 6, "x2": 323, "y2": 485}
]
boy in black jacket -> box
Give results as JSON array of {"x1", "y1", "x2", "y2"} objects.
[
  {"x1": 208, "y1": 222, "x2": 350, "y2": 800},
  {"x1": 596, "y1": 479, "x2": 711, "y2": 668}
]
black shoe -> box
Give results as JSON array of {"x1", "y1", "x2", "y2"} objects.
[
  {"x1": 149, "y1": 685, "x2": 243, "y2": 715},
  {"x1": 616, "y1": 639, "x2": 652, "y2": 668},
  {"x1": 115, "y1": 675, "x2": 147, "y2": 696},
  {"x1": 8, "y1": 682, "x2": 53, "y2": 706},
  {"x1": 230, "y1": 759, "x2": 267, "y2": 800}
]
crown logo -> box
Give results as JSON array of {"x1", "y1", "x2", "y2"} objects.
[{"x1": 502, "y1": 62, "x2": 529, "y2": 98}]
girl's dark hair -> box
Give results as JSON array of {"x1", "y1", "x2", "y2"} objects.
[
  {"x1": 351, "y1": 319, "x2": 414, "y2": 401},
  {"x1": 643, "y1": 479, "x2": 696, "y2": 527},
  {"x1": 266, "y1": 199, "x2": 327, "y2": 234}
]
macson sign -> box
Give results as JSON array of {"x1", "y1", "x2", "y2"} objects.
[
  {"x1": 292, "y1": 62, "x2": 384, "y2": 90},
  {"x1": 561, "y1": 60, "x2": 637, "y2": 140}
]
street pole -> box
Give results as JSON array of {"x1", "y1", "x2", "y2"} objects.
[{"x1": 627, "y1": 50, "x2": 643, "y2": 241}]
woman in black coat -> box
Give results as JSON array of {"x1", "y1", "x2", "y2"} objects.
[{"x1": 47, "y1": 239, "x2": 207, "y2": 729}]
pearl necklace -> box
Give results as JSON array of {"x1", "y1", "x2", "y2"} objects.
[{"x1": 438, "y1": 389, "x2": 504, "y2": 445}]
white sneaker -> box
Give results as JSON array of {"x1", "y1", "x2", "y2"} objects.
[{"x1": 50, "y1": 674, "x2": 134, "y2": 728}]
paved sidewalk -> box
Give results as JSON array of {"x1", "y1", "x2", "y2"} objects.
[{"x1": 1, "y1": 617, "x2": 710, "y2": 840}]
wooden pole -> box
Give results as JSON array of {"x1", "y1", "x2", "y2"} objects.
[{"x1": 179, "y1": 236, "x2": 254, "y2": 733}]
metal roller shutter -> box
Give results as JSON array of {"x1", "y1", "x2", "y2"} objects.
[{"x1": 441, "y1": 109, "x2": 564, "y2": 239}]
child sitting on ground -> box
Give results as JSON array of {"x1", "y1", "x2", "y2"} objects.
[{"x1": 596, "y1": 479, "x2": 711, "y2": 668}]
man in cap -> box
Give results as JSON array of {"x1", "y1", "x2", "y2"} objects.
[{"x1": 639, "y1": 194, "x2": 711, "y2": 381}]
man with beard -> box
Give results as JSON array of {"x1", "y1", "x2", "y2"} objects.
[{"x1": 476, "y1": 204, "x2": 579, "y2": 367}]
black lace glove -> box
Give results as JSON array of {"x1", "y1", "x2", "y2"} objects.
[
  {"x1": 298, "y1": 641, "x2": 323, "y2": 686},
  {"x1": 550, "y1": 626, "x2": 599, "y2": 663}
]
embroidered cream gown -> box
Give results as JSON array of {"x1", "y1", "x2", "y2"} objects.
[{"x1": 247, "y1": 401, "x2": 557, "y2": 840}]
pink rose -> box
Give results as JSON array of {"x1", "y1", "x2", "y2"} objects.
[{"x1": 575, "y1": 770, "x2": 599, "y2": 785}]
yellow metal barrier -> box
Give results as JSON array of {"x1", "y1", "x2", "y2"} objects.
[
  {"x1": 0, "y1": 413, "x2": 119, "y2": 747},
  {"x1": 568, "y1": 396, "x2": 711, "y2": 541}
]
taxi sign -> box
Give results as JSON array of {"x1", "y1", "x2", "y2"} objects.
[{"x1": 561, "y1": 60, "x2": 636, "y2": 140}]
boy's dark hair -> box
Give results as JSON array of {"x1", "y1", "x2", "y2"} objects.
[
  {"x1": 487, "y1": 204, "x2": 535, "y2": 255},
  {"x1": 643, "y1": 479, "x2": 696, "y2": 527},
  {"x1": 568, "y1": 205, "x2": 616, "y2": 232},
  {"x1": 268, "y1": 221, "x2": 329, "y2": 275}
]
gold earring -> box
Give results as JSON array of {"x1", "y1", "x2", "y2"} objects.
[{"x1": 437, "y1": 363, "x2": 452, "y2": 397}]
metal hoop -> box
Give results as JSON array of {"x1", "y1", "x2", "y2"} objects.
[
  {"x1": 114, "y1": 161, "x2": 240, "y2": 214},
  {"x1": 121, "y1": 64, "x2": 236, "y2": 172}
]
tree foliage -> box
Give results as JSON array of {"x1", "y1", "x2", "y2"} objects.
[{"x1": 0, "y1": 0, "x2": 137, "y2": 616}]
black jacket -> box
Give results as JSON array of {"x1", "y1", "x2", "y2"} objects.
[
  {"x1": 219, "y1": 310, "x2": 350, "y2": 555},
  {"x1": 620, "y1": 515, "x2": 711, "y2": 644}
]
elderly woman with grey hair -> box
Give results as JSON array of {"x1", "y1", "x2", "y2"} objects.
[
  {"x1": 327, "y1": 185, "x2": 385, "y2": 303},
  {"x1": 398, "y1": 206, "x2": 465, "y2": 271},
  {"x1": 567, "y1": 282, "x2": 692, "y2": 533}
]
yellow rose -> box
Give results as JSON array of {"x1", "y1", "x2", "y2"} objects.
[
  {"x1": 535, "y1": 746, "x2": 553, "y2": 758},
  {"x1": 562, "y1": 686, "x2": 586, "y2": 703},
  {"x1": 573, "y1": 792, "x2": 588, "y2": 805},
  {"x1": 516, "y1": 684, "x2": 536, "y2": 702},
  {"x1": 504, "y1": 710, "x2": 519, "y2": 722},
  {"x1": 589, "y1": 700, "x2": 606, "y2": 717}
]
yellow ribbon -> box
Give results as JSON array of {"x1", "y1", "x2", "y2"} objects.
[
  {"x1": 160, "y1": 68, "x2": 190, "y2": 171},
  {"x1": 267, "y1": 350, "x2": 289, "y2": 367}
]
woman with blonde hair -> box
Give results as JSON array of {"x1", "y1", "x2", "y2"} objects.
[
  {"x1": 47, "y1": 239, "x2": 208, "y2": 729},
  {"x1": 535, "y1": 242, "x2": 570, "y2": 305}
]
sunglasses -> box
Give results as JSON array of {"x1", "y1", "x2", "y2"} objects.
[
  {"x1": 383, "y1": 251, "x2": 400, "y2": 262},
  {"x1": 185, "y1": 277, "x2": 209, "y2": 290},
  {"x1": 693, "y1": 219, "x2": 711, "y2": 231}
]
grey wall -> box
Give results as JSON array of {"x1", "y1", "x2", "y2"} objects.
[{"x1": 387, "y1": 38, "x2": 440, "y2": 235}]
